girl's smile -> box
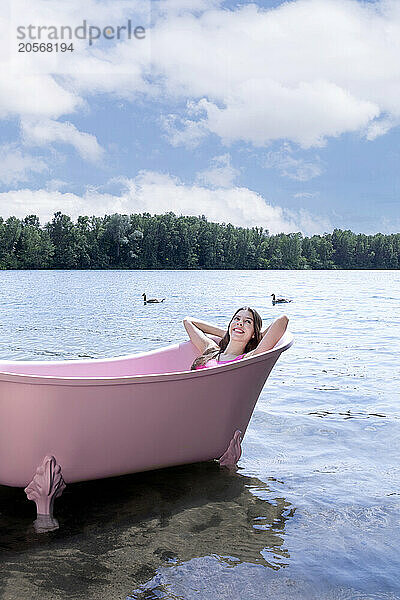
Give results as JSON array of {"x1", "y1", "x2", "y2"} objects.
[{"x1": 229, "y1": 310, "x2": 255, "y2": 344}]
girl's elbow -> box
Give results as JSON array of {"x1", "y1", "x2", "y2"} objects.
[{"x1": 277, "y1": 315, "x2": 289, "y2": 327}]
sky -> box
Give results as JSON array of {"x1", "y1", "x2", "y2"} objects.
[{"x1": 0, "y1": 0, "x2": 399, "y2": 236}]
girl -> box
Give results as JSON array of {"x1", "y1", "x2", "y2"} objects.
[{"x1": 184, "y1": 307, "x2": 289, "y2": 370}]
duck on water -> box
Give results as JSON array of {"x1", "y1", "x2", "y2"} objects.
[
  {"x1": 142, "y1": 293, "x2": 165, "y2": 304},
  {"x1": 271, "y1": 293, "x2": 292, "y2": 305}
]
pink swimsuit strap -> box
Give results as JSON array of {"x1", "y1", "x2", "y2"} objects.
[{"x1": 195, "y1": 353, "x2": 245, "y2": 370}]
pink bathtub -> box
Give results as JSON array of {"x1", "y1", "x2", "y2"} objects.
[{"x1": 0, "y1": 332, "x2": 293, "y2": 527}]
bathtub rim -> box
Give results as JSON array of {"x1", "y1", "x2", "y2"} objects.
[{"x1": 0, "y1": 332, "x2": 293, "y2": 386}]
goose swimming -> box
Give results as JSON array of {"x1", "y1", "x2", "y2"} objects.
[
  {"x1": 142, "y1": 293, "x2": 165, "y2": 304},
  {"x1": 271, "y1": 293, "x2": 292, "y2": 305}
]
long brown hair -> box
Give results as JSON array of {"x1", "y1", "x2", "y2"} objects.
[{"x1": 191, "y1": 307, "x2": 262, "y2": 370}]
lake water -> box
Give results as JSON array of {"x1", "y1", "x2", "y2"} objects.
[{"x1": 0, "y1": 269, "x2": 399, "y2": 600}]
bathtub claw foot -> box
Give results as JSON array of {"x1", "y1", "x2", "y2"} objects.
[
  {"x1": 218, "y1": 430, "x2": 242, "y2": 467},
  {"x1": 24, "y1": 455, "x2": 66, "y2": 520},
  {"x1": 33, "y1": 514, "x2": 60, "y2": 533}
]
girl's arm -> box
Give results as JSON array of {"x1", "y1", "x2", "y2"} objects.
[
  {"x1": 261, "y1": 322, "x2": 272, "y2": 338},
  {"x1": 183, "y1": 317, "x2": 226, "y2": 337},
  {"x1": 246, "y1": 315, "x2": 289, "y2": 357},
  {"x1": 183, "y1": 317, "x2": 222, "y2": 353}
]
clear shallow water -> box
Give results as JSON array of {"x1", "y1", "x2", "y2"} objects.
[{"x1": 0, "y1": 270, "x2": 399, "y2": 600}]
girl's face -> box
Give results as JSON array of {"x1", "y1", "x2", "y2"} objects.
[{"x1": 229, "y1": 309, "x2": 255, "y2": 346}]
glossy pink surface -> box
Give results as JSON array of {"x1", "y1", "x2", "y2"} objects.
[{"x1": 0, "y1": 332, "x2": 293, "y2": 488}]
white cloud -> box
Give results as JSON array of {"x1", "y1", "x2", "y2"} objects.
[
  {"x1": 0, "y1": 171, "x2": 332, "y2": 236},
  {"x1": 0, "y1": 189, "x2": 86, "y2": 224},
  {"x1": 378, "y1": 216, "x2": 400, "y2": 235},
  {"x1": 0, "y1": 73, "x2": 82, "y2": 120},
  {"x1": 162, "y1": 113, "x2": 208, "y2": 147},
  {"x1": 365, "y1": 116, "x2": 399, "y2": 141},
  {"x1": 21, "y1": 118, "x2": 104, "y2": 163},
  {"x1": 0, "y1": 0, "x2": 148, "y2": 164},
  {"x1": 1, "y1": 0, "x2": 400, "y2": 200},
  {"x1": 265, "y1": 143, "x2": 323, "y2": 181},
  {"x1": 1, "y1": 0, "x2": 400, "y2": 153},
  {"x1": 182, "y1": 81, "x2": 378, "y2": 149},
  {"x1": 196, "y1": 153, "x2": 240, "y2": 187},
  {"x1": 0, "y1": 144, "x2": 48, "y2": 186},
  {"x1": 285, "y1": 208, "x2": 331, "y2": 237},
  {"x1": 45, "y1": 179, "x2": 69, "y2": 192},
  {"x1": 153, "y1": 0, "x2": 400, "y2": 147},
  {"x1": 153, "y1": 0, "x2": 223, "y2": 16}
]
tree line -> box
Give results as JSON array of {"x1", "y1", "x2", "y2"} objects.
[{"x1": 0, "y1": 211, "x2": 399, "y2": 270}]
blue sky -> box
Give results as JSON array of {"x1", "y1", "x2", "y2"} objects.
[{"x1": 0, "y1": 0, "x2": 399, "y2": 235}]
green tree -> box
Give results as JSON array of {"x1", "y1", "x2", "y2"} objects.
[
  {"x1": 0, "y1": 216, "x2": 22, "y2": 268},
  {"x1": 46, "y1": 212, "x2": 79, "y2": 268},
  {"x1": 17, "y1": 215, "x2": 54, "y2": 268}
]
